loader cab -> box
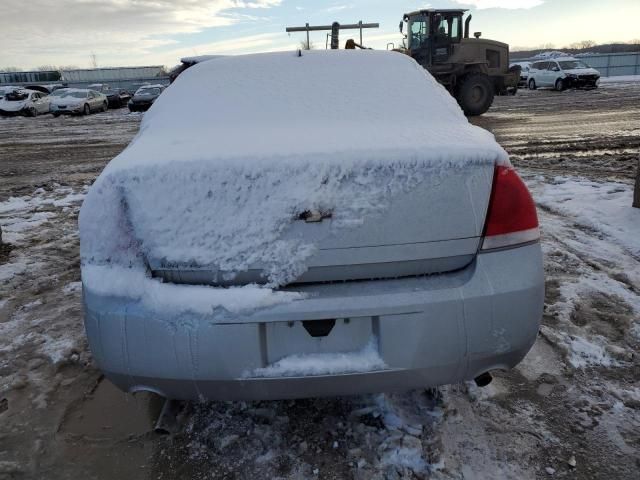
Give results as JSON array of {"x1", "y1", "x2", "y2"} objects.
[{"x1": 402, "y1": 9, "x2": 466, "y2": 67}]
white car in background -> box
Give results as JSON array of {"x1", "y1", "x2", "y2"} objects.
[
  {"x1": 510, "y1": 62, "x2": 531, "y2": 87},
  {"x1": 527, "y1": 57, "x2": 601, "y2": 90},
  {"x1": 0, "y1": 89, "x2": 51, "y2": 117},
  {"x1": 49, "y1": 89, "x2": 108, "y2": 116}
]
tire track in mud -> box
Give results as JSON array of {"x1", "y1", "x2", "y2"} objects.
[{"x1": 473, "y1": 83, "x2": 640, "y2": 182}]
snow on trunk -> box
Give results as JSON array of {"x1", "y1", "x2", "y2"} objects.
[{"x1": 80, "y1": 50, "x2": 509, "y2": 314}]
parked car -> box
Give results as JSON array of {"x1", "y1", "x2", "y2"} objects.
[
  {"x1": 49, "y1": 89, "x2": 108, "y2": 116},
  {"x1": 87, "y1": 83, "x2": 132, "y2": 108},
  {"x1": 127, "y1": 84, "x2": 165, "y2": 112},
  {"x1": 0, "y1": 89, "x2": 51, "y2": 117},
  {"x1": 510, "y1": 62, "x2": 531, "y2": 87},
  {"x1": 80, "y1": 51, "x2": 543, "y2": 401},
  {"x1": 527, "y1": 57, "x2": 600, "y2": 90}
]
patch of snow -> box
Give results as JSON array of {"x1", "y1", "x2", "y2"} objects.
[
  {"x1": 245, "y1": 339, "x2": 386, "y2": 378},
  {"x1": 62, "y1": 282, "x2": 82, "y2": 295},
  {"x1": 567, "y1": 335, "x2": 617, "y2": 368}
]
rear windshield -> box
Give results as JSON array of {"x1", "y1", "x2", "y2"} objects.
[{"x1": 559, "y1": 60, "x2": 589, "y2": 70}]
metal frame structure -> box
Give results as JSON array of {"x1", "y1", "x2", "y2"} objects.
[{"x1": 286, "y1": 21, "x2": 379, "y2": 49}]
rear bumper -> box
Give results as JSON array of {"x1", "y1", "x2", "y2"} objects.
[{"x1": 83, "y1": 243, "x2": 544, "y2": 400}]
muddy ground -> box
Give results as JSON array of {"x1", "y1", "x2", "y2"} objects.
[{"x1": 0, "y1": 82, "x2": 639, "y2": 480}]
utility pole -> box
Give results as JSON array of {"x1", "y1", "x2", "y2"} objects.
[
  {"x1": 90, "y1": 52, "x2": 97, "y2": 68},
  {"x1": 286, "y1": 21, "x2": 379, "y2": 50}
]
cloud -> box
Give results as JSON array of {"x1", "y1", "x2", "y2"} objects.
[
  {"x1": 0, "y1": 0, "x2": 282, "y2": 68},
  {"x1": 453, "y1": 0, "x2": 544, "y2": 9}
]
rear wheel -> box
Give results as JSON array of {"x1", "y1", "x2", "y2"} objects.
[
  {"x1": 456, "y1": 73, "x2": 494, "y2": 116},
  {"x1": 528, "y1": 78, "x2": 537, "y2": 90},
  {"x1": 555, "y1": 78, "x2": 565, "y2": 91},
  {"x1": 102, "y1": 101, "x2": 108, "y2": 112},
  {"x1": 29, "y1": 107, "x2": 38, "y2": 117},
  {"x1": 84, "y1": 104, "x2": 91, "y2": 115}
]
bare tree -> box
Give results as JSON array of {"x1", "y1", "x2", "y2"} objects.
[
  {"x1": 634, "y1": 158, "x2": 640, "y2": 209},
  {"x1": 0, "y1": 66, "x2": 20, "y2": 72},
  {"x1": 299, "y1": 40, "x2": 314, "y2": 50},
  {"x1": 568, "y1": 40, "x2": 597, "y2": 50},
  {"x1": 37, "y1": 65, "x2": 57, "y2": 71}
]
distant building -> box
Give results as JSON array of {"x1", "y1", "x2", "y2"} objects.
[
  {"x1": 0, "y1": 66, "x2": 169, "y2": 90},
  {"x1": 0, "y1": 70, "x2": 62, "y2": 85},
  {"x1": 60, "y1": 66, "x2": 166, "y2": 83}
]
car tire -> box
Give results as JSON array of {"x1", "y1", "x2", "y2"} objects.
[
  {"x1": 456, "y1": 73, "x2": 495, "y2": 116},
  {"x1": 528, "y1": 78, "x2": 537, "y2": 90},
  {"x1": 52, "y1": 112, "x2": 61, "y2": 118},
  {"x1": 555, "y1": 78, "x2": 565, "y2": 91},
  {"x1": 102, "y1": 102, "x2": 108, "y2": 112},
  {"x1": 84, "y1": 104, "x2": 91, "y2": 115},
  {"x1": 29, "y1": 107, "x2": 38, "y2": 117}
]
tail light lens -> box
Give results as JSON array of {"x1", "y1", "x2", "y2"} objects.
[{"x1": 481, "y1": 166, "x2": 540, "y2": 251}]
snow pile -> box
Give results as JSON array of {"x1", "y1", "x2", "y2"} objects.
[
  {"x1": 80, "y1": 50, "x2": 508, "y2": 310},
  {"x1": 245, "y1": 339, "x2": 386, "y2": 378}
]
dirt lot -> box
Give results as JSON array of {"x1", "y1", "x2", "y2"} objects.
[{"x1": 1, "y1": 82, "x2": 639, "y2": 480}]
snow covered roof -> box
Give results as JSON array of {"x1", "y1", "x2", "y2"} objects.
[{"x1": 106, "y1": 50, "x2": 507, "y2": 174}]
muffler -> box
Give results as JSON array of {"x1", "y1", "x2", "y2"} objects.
[{"x1": 474, "y1": 372, "x2": 493, "y2": 388}]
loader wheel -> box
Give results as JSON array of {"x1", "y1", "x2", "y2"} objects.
[{"x1": 456, "y1": 73, "x2": 494, "y2": 116}]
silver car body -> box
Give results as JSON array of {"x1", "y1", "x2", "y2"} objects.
[{"x1": 81, "y1": 51, "x2": 544, "y2": 401}]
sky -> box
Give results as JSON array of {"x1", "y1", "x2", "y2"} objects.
[{"x1": 1, "y1": 0, "x2": 639, "y2": 70}]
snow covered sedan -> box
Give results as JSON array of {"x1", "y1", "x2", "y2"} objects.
[
  {"x1": 80, "y1": 50, "x2": 544, "y2": 401},
  {"x1": 0, "y1": 89, "x2": 51, "y2": 117},
  {"x1": 49, "y1": 89, "x2": 108, "y2": 116},
  {"x1": 127, "y1": 84, "x2": 165, "y2": 112},
  {"x1": 528, "y1": 57, "x2": 601, "y2": 90}
]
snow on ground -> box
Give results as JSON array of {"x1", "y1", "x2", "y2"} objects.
[
  {"x1": 0, "y1": 185, "x2": 88, "y2": 375},
  {"x1": 526, "y1": 174, "x2": 639, "y2": 369}
]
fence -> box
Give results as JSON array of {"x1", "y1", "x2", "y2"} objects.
[{"x1": 512, "y1": 52, "x2": 640, "y2": 77}]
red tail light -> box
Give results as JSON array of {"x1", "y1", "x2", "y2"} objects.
[{"x1": 481, "y1": 166, "x2": 540, "y2": 251}]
